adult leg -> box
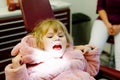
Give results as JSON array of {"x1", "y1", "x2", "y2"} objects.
[
  {"x1": 89, "y1": 20, "x2": 109, "y2": 53},
  {"x1": 114, "y1": 32, "x2": 120, "y2": 70}
]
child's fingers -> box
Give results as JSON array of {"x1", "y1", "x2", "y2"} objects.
[
  {"x1": 11, "y1": 43, "x2": 21, "y2": 56},
  {"x1": 12, "y1": 54, "x2": 22, "y2": 68},
  {"x1": 83, "y1": 47, "x2": 91, "y2": 54}
]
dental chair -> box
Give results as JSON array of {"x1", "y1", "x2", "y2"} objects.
[
  {"x1": 95, "y1": 65, "x2": 120, "y2": 80},
  {"x1": 19, "y1": 0, "x2": 55, "y2": 32}
]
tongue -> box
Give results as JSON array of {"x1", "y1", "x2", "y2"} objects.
[{"x1": 53, "y1": 45, "x2": 61, "y2": 50}]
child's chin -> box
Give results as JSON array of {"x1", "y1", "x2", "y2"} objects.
[
  {"x1": 51, "y1": 52, "x2": 63, "y2": 58},
  {"x1": 53, "y1": 54, "x2": 62, "y2": 58},
  {"x1": 47, "y1": 49, "x2": 64, "y2": 58}
]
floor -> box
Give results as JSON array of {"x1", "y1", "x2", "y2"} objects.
[{"x1": 100, "y1": 50, "x2": 115, "y2": 69}]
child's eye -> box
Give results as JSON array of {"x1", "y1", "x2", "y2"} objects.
[
  {"x1": 59, "y1": 35, "x2": 63, "y2": 37},
  {"x1": 47, "y1": 35, "x2": 53, "y2": 38},
  {"x1": 59, "y1": 34, "x2": 64, "y2": 37}
]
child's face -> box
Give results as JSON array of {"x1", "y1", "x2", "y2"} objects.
[{"x1": 42, "y1": 27, "x2": 67, "y2": 58}]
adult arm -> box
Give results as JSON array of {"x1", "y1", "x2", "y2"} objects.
[{"x1": 97, "y1": 0, "x2": 113, "y2": 35}]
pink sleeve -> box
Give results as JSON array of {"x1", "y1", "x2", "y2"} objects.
[
  {"x1": 54, "y1": 70, "x2": 95, "y2": 80},
  {"x1": 63, "y1": 49, "x2": 87, "y2": 71},
  {"x1": 21, "y1": 35, "x2": 36, "y2": 47},
  {"x1": 11, "y1": 34, "x2": 36, "y2": 56},
  {"x1": 11, "y1": 43, "x2": 21, "y2": 56},
  {"x1": 64, "y1": 46, "x2": 100, "y2": 77},
  {"x1": 5, "y1": 64, "x2": 31, "y2": 80},
  {"x1": 84, "y1": 46, "x2": 100, "y2": 76}
]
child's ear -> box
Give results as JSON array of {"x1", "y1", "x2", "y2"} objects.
[
  {"x1": 66, "y1": 43, "x2": 70, "y2": 48},
  {"x1": 38, "y1": 42, "x2": 44, "y2": 50}
]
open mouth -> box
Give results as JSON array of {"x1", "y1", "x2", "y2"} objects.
[{"x1": 53, "y1": 45, "x2": 62, "y2": 50}]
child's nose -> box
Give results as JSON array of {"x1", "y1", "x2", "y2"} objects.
[{"x1": 54, "y1": 35, "x2": 60, "y2": 41}]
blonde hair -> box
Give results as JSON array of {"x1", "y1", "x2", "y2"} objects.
[{"x1": 30, "y1": 18, "x2": 73, "y2": 48}]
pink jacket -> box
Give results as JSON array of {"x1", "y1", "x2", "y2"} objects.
[{"x1": 5, "y1": 35, "x2": 100, "y2": 80}]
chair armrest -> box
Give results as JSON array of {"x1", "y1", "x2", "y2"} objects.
[{"x1": 99, "y1": 65, "x2": 120, "y2": 79}]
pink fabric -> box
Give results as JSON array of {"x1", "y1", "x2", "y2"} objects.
[{"x1": 5, "y1": 35, "x2": 100, "y2": 80}]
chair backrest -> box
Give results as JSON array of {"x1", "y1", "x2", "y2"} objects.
[{"x1": 19, "y1": 0, "x2": 55, "y2": 32}]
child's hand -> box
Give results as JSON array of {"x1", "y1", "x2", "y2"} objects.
[
  {"x1": 74, "y1": 45, "x2": 95, "y2": 54},
  {"x1": 12, "y1": 54, "x2": 23, "y2": 69}
]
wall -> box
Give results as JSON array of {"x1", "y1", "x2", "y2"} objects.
[
  {"x1": 60, "y1": 0, "x2": 98, "y2": 43},
  {"x1": 60, "y1": 0, "x2": 98, "y2": 22},
  {"x1": 0, "y1": 0, "x2": 7, "y2": 8}
]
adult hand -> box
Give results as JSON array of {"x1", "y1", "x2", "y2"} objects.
[
  {"x1": 111, "y1": 25, "x2": 120, "y2": 35},
  {"x1": 105, "y1": 22, "x2": 114, "y2": 35}
]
